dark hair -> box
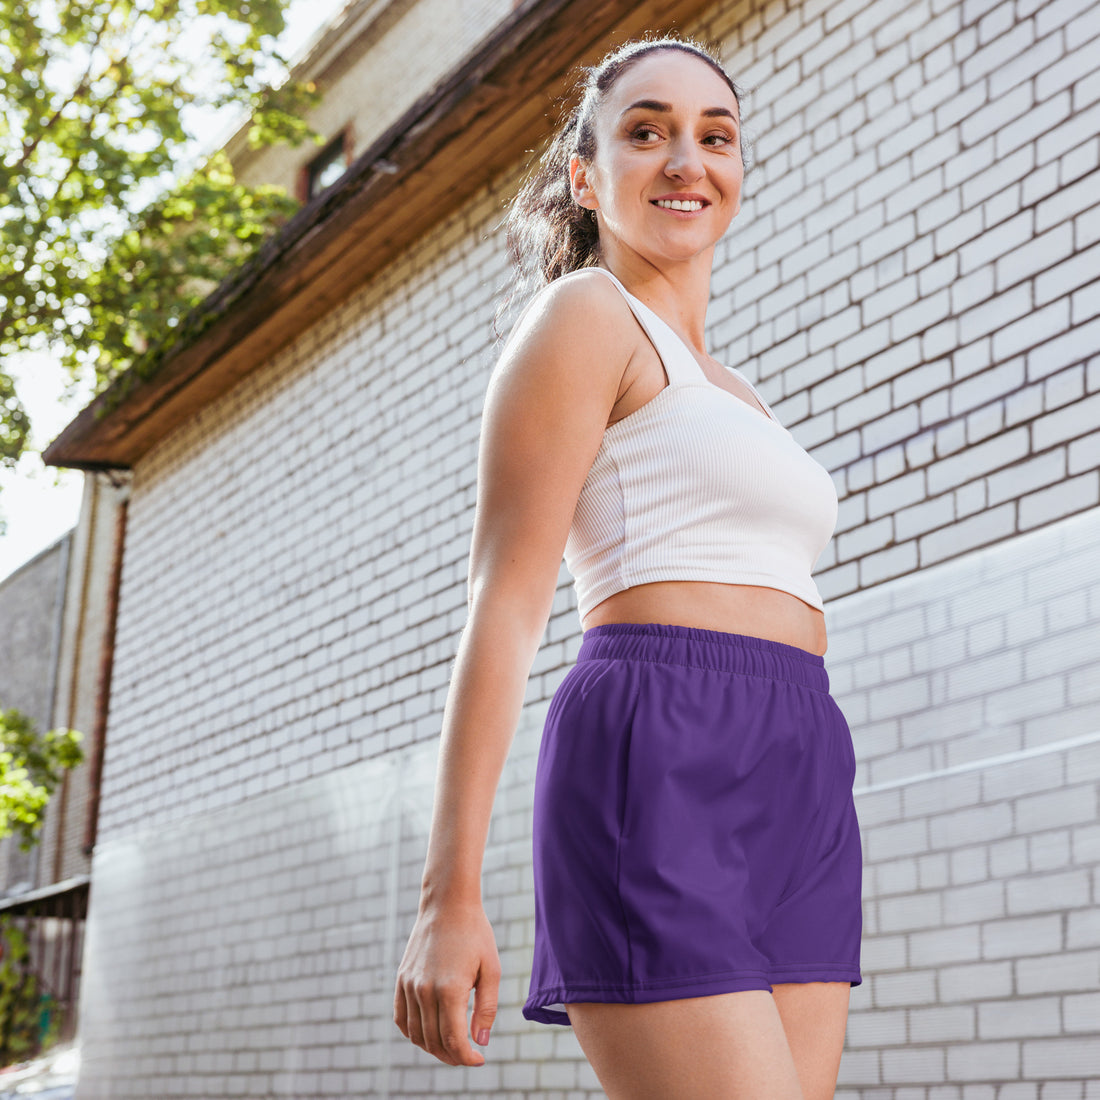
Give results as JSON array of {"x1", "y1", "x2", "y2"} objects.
[{"x1": 497, "y1": 36, "x2": 748, "y2": 328}]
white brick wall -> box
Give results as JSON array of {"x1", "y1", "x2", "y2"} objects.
[
  {"x1": 78, "y1": 0, "x2": 1100, "y2": 1095},
  {"x1": 78, "y1": 701, "x2": 593, "y2": 1099},
  {"x1": 825, "y1": 507, "x2": 1100, "y2": 1095},
  {"x1": 706, "y1": 0, "x2": 1100, "y2": 596}
]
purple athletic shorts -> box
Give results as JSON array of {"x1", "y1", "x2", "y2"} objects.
[{"x1": 522, "y1": 622, "x2": 863, "y2": 1026}]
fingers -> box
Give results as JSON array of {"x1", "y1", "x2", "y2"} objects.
[
  {"x1": 471, "y1": 954, "x2": 502, "y2": 1049},
  {"x1": 394, "y1": 977, "x2": 486, "y2": 1067},
  {"x1": 438, "y1": 988, "x2": 485, "y2": 1066}
]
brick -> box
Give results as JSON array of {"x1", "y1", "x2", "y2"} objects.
[
  {"x1": 1072, "y1": 278, "x2": 1100, "y2": 324},
  {"x1": 894, "y1": 359, "x2": 952, "y2": 406},
  {"x1": 860, "y1": 540, "x2": 920, "y2": 585},
  {"x1": 958, "y1": 283, "x2": 1031, "y2": 347},
  {"x1": 893, "y1": 492, "x2": 953, "y2": 541},
  {"x1": 1029, "y1": 828, "x2": 1074, "y2": 872},
  {"x1": 940, "y1": 960, "x2": 1014, "y2": 1002},
  {"x1": 1033, "y1": 391, "x2": 1100, "y2": 450},
  {"x1": 1036, "y1": 0, "x2": 1095, "y2": 36},
  {"x1": 919, "y1": 254, "x2": 962, "y2": 300},
  {"x1": 1065, "y1": 1, "x2": 1100, "y2": 43},
  {"x1": 1022, "y1": 159, "x2": 1062, "y2": 209},
  {"x1": 1068, "y1": 429, "x2": 1100, "y2": 474},
  {"x1": 1037, "y1": 37, "x2": 1100, "y2": 102},
  {"x1": 1035, "y1": 241, "x2": 1100, "y2": 305},
  {"x1": 873, "y1": 968, "x2": 939, "y2": 1007},
  {"x1": 845, "y1": 1007, "x2": 907, "y2": 1047},
  {"x1": 809, "y1": 305, "x2": 863, "y2": 353},
  {"x1": 945, "y1": 135, "x2": 997, "y2": 192},
  {"x1": 942, "y1": 880, "x2": 1007, "y2": 924},
  {"x1": 1077, "y1": 64, "x2": 1100, "y2": 112},
  {"x1": 947, "y1": 1041, "x2": 1021, "y2": 1081},
  {"x1": 881, "y1": 1046, "x2": 948, "y2": 1083},
  {"x1": 979, "y1": 997, "x2": 1063, "y2": 1040},
  {"x1": 867, "y1": 818, "x2": 932, "y2": 862},
  {"x1": 959, "y1": 209, "x2": 1034, "y2": 275},
  {"x1": 879, "y1": 890, "x2": 945, "y2": 932},
  {"x1": 1038, "y1": 100, "x2": 1100, "y2": 167},
  {"x1": 962, "y1": 18, "x2": 1036, "y2": 85},
  {"x1": 1023, "y1": 1037, "x2": 1100, "y2": 1079},
  {"x1": 1076, "y1": 202, "x2": 1100, "y2": 250},
  {"x1": 987, "y1": 448, "x2": 1066, "y2": 505},
  {"x1": 983, "y1": 915, "x2": 1065, "y2": 960},
  {"x1": 1063, "y1": 991, "x2": 1100, "y2": 1032},
  {"x1": 1060, "y1": 138, "x2": 1100, "y2": 187},
  {"x1": 837, "y1": 515, "x2": 894, "y2": 561},
  {"x1": 1016, "y1": 784, "x2": 1099, "y2": 833},
  {"x1": 921, "y1": 501, "x2": 1017, "y2": 564},
  {"x1": 836, "y1": 319, "x2": 895, "y2": 370},
  {"x1": 1026, "y1": 318, "x2": 1100, "y2": 381},
  {"x1": 994, "y1": 299, "x2": 1071, "y2": 362},
  {"x1": 891, "y1": 288, "x2": 951, "y2": 342},
  {"x1": 1007, "y1": 869, "x2": 1091, "y2": 914},
  {"x1": 1019, "y1": 471, "x2": 1100, "y2": 528},
  {"x1": 960, "y1": 81, "x2": 1033, "y2": 148},
  {"x1": 965, "y1": 400, "x2": 1004, "y2": 444},
  {"x1": 822, "y1": 33, "x2": 877, "y2": 91},
  {"x1": 862, "y1": 274, "x2": 919, "y2": 327},
  {"x1": 997, "y1": 224, "x2": 1076, "y2": 295},
  {"x1": 909, "y1": 924, "x2": 985, "y2": 968},
  {"x1": 926, "y1": 426, "x2": 1029, "y2": 495}
]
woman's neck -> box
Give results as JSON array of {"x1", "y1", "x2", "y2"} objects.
[{"x1": 596, "y1": 246, "x2": 715, "y2": 352}]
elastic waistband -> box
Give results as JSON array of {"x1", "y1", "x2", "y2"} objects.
[{"x1": 577, "y1": 622, "x2": 829, "y2": 693}]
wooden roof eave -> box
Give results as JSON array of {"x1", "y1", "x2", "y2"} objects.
[{"x1": 42, "y1": 0, "x2": 714, "y2": 471}]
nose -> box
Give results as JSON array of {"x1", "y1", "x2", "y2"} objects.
[{"x1": 664, "y1": 134, "x2": 704, "y2": 183}]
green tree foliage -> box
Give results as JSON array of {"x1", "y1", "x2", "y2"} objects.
[
  {"x1": 0, "y1": 917, "x2": 61, "y2": 1064},
  {"x1": 0, "y1": 0, "x2": 321, "y2": 464},
  {"x1": 0, "y1": 706, "x2": 83, "y2": 852}
]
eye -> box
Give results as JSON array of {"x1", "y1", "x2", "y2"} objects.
[
  {"x1": 702, "y1": 131, "x2": 736, "y2": 147},
  {"x1": 630, "y1": 124, "x2": 662, "y2": 143}
]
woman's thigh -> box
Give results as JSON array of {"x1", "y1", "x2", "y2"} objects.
[
  {"x1": 772, "y1": 981, "x2": 851, "y2": 1100},
  {"x1": 565, "y1": 990, "x2": 805, "y2": 1100}
]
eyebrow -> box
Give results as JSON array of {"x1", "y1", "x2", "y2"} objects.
[{"x1": 621, "y1": 98, "x2": 739, "y2": 125}]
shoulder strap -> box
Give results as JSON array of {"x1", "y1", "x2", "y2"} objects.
[
  {"x1": 725, "y1": 365, "x2": 783, "y2": 425},
  {"x1": 587, "y1": 267, "x2": 703, "y2": 387}
]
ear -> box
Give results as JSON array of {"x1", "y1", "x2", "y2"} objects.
[{"x1": 569, "y1": 154, "x2": 599, "y2": 211}]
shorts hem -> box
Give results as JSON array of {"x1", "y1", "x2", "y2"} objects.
[
  {"x1": 522, "y1": 968, "x2": 774, "y2": 1027},
  {"x1": 768, "y1": 962, "x2": 863, "y2": 986},
  {"x1": 522, "y1": 963, "x2": 863, "y2": 1026}
]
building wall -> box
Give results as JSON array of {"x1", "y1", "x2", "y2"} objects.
[
  {"x1": 40, "y1": 472, "x2": 128, "y2": 886},
  {"x1": 0, "y1": 535, "x2": 69, "y2": 894},
  {"x1": 77, "y1": 0, "x2": 1100, "y2": 1095},
  {"x1": 231, "y1": 0, "x2": 516, "y2": 194}
]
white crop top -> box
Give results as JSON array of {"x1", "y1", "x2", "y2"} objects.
[{"x1": 563, "y1": 267, "x2": 839, "y2": 618}]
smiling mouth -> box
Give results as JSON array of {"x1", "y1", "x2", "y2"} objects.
[{"x1": 653, "y1": 198, "x2": 707, "y2": 211}]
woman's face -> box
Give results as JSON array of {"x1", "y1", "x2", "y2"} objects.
[{"x1": 571, "y1": 50, "x2": 744, "y2": 269}]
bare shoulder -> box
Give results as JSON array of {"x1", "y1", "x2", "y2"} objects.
[{"x1": 496, "y1": 268, "x2": 642, "y2": 388}]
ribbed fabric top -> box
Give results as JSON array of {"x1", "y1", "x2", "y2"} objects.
[{"x1": 563, "y1": 267, "x2": 839, "y2": 618}]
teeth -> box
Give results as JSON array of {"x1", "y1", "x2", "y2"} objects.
[{"x1": 656, "y1": 199, "x2": 704, "y2": 211}]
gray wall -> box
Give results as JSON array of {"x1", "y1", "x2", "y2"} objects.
[
  {"x1": 0, "y1": 534, "x2": 70, "y2": 895},
  {"x1": 0, "y1": 534, "x2": 68, "y2": 727}
]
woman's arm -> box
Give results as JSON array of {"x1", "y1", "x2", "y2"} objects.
[
  {"x1": 421, "y1": 272, "x2": 635, "y2": 904},
  {"x1": 394, "y1": 271, "x2": 639, "y2": 1065}
]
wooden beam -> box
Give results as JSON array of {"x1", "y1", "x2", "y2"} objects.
[{"x1": 43, "y1": 0, "x2": 718, "y2": 470}]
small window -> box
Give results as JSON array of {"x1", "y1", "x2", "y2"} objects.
[{"x1": 306, "y1": 134, "x2": 349, "y2": 198}]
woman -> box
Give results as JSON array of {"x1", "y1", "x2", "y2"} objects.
[{"x1": 393, "y1": 36, "x2": 863, "y2": 1100}]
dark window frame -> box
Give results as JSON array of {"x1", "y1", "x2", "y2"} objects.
[{"x1": 300, "y1": 128, "x2": 354, "y2": 201}]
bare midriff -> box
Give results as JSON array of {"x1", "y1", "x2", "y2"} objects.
[{"x1": 582, "y1": 580, "x2": 828, "y2": 657}]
